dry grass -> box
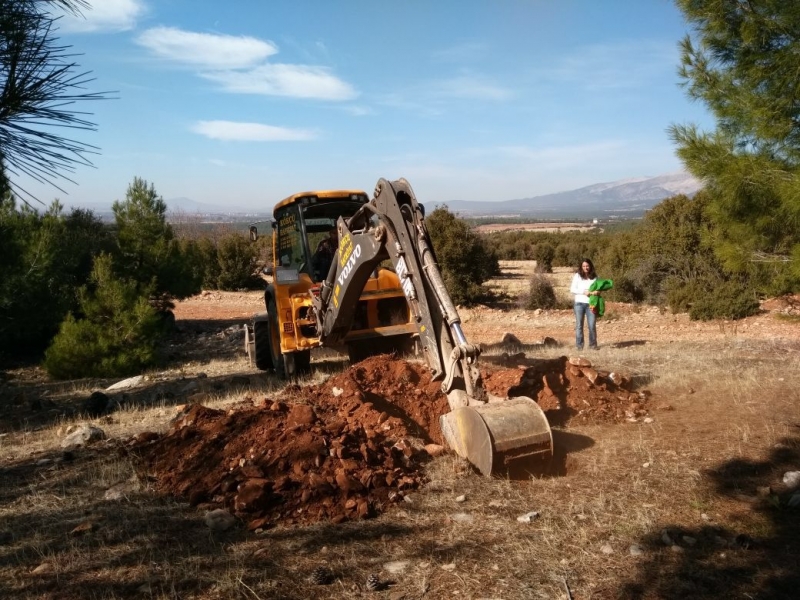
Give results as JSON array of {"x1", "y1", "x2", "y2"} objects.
[{"x1": 2, "y1": 323, "x2": 800, "y2": 597}]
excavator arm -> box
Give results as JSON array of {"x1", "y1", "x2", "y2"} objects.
[
  {"x1": 312, "y1": 178, "x2": 482, "y2": 408},
  {"x1": 312, "y1": 178, "x2": 553, "y2": 475}
]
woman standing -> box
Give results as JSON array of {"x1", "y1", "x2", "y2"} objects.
[{"x1": 570, "y1": 258, "x2": 599, "y2": 350}]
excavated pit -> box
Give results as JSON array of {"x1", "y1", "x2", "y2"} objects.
[{"x1": 130, "y1": 354, "x2": 649, "y2": 530}]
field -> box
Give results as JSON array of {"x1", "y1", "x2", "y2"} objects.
[
  {"x1": 1, "y1": 261, "x2": 799, "y2": 599},
  {"x1": 472, "y1": 223, "x2": 597, "y2": 234}
]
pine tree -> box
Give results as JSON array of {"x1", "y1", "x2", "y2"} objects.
[
  {"x1": 670, "y1": 0, "x2": 800, "y2": 291},
  {"x1": 0, "y1": 1, "x2": 108, "y2": 204},
  {"x1": 112, "y1": 177, "x2": 200, "y2": 310}
]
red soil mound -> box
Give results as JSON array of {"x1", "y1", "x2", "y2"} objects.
[{"x1": 131, "y1": 354, "x2": 648, "y2": 530}]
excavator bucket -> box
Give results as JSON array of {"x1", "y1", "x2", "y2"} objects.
[{"x1": 439, "y1": 397, "x2": 553, "y2": 476}]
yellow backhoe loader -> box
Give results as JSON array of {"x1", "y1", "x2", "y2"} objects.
[{"x1": 247, "y1": 178, "x2": 552, "y2": 475}]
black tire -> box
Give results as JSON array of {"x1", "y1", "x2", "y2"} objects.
[
  {"x1": 294, "y1": 349, "x2": 312, "y2": 376},
  {"x1": 267, "y1": 296, "x2": 287, "y2": 379},
  {"x1": 253, "y1": 319, "x2": 273, "y2": 370}
]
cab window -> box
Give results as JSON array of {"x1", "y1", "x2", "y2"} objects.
[{"x1": 274, "y1": 205, "x2": 305, "y2": 271}]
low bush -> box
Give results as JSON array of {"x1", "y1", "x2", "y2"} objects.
[
  {"x1": 43, "y1": 254, "x2": 163, "y2": 379},
  {"x1": 523, "y1": 274, "x2": 557, "y2": 310}
]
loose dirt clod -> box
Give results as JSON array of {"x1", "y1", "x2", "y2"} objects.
[{"x1": 130, "y1": 354, "x2": 648, "y2": 529}]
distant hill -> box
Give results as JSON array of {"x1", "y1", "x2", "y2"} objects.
[
  {"x1": 62, "y1": 172, "x2": 701, "y2": 221},
  {"x1": 443, "y1": 172, "x2": 702, "y2": 218}
]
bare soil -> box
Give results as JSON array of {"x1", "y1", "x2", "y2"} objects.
[{"x1": 2, "y1": 260, "x2": 799, "y2": 600}]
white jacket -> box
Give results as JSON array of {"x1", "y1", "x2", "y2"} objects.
[{"x1": 570, "y1": 273, "x2": 596, "y2": 304}]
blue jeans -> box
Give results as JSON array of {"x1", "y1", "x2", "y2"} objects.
[{"x1": 574, "y1": 302, "x2": 597, "y2": 349}]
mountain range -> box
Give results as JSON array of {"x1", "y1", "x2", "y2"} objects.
[
  {"x1": 441, "y1": 172, "x2": 701, "y2": 218},
  {"x1": 64, "y1": 172, "x2": 701, "y2": 220}
]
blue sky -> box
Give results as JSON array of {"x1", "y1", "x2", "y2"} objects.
[{"x1": 19, "y1": 0, "x2": 713, "y2": 209}]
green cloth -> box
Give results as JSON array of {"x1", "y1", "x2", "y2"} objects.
[{"x1": 588, "y1": 278, "x2": 614, "y2": 317}]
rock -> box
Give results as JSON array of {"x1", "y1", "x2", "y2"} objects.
[
  {"x1": 569, "y1": 357, "x2": 592, "y2": 367},
  {"x1": 670, "y1": 545, "x2": 684, "y2": 554},
  {"x1": 581, "y1": 367, "x2": 599, "y2": 384},
  {"x1": 450, "y1": 512, "x2": 473, "y2": 523},
  {"x1": 643, "y1": 417, "x2": 654, "y2": 424},
  {"x1": 756, "y1": 485, "x2": 772, "y2": 497},
  {"x1": 608, "y1": 372, "x2": 631, "y2": 388},
  {"x1": 424, "y1": 443, "x2": 445, "y2": 457},
  {"x1": 205, "y1": 509, "x2": 236, "y2": 531},
  {"x1": 600, "y1": 544, "x2": 614, "y2": 554},
  {"x1": 383, "y1": 560, "x2": 410, "y2": 574},
  {"x1": 782, "y1": 471, "x2": 800, "y2": 489},
  {"x1": 682, "y1": 535, "x2": 697, "y2": 546},
  {"x1": 61, "y1": 425, "x2": 105, "y2": 449},
  {"x1": 440, "y1": 563, "x2": 456, "y2": 571},
  {"x1": 82, "y1": 391, "x2": 109, "y2": 417},
  {"x1": 70, "y1": 521, "x2": 94, "y2": 535},
  {"x1": 502, "y1": 332, "x2": 522, "y2": 345},
  {"x1": 104, "y1": 481, "x2": 137, "y2": 501},
  {"x1": 455, "y1": 494, "x2": 467, "y2": 503},
  {"x1": 787, "y1": 492, "x2": 800, "y2": 507},
  {"x1": 31, "y1": 562, "x2": 53, "y2": 574},
  {"x1": 660, "y1": 530, "x2": 673, "y2": 545},
  {"x1": 542, "y1": 336, "x2": 559, "y2": 347},
  {"x1": 105, "y1": 375, "x2": 144, "y2": 391},
  {"x1": 516, "y1": 511, "x2": 540, "y2": 523},
  {"x1": 287, "y1": 404, "x2": 316, "y2": 427},
  {"x1": 332, "y1": 387, "x2": 344, "y2": 397},
  {"x1": 629, "y1": 544, "x2": 644, "y2": 556}
]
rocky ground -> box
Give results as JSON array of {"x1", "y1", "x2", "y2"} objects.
[{"x1": 1, "y1": 261, "x2": 799, "y2": 599}]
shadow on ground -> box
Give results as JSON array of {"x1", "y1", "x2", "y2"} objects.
[{"x1": 616, "y1": 434, "x2": 800, "y2": 600}]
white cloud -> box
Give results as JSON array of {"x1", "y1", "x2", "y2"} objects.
[
  {"x1": 136, "y1": 27, "x2": 357, "y2": 101},
  {"x1": 201, "y1": 64, "x2": 357, "y2": 100},
  {"x1": 136, "y1": 27, "x2": 277, "y2": 69},
  {"x1": 191, "y1": 121, "x2": 316, "y2": 142},
  {"x1": 60, "y1": 0, "x2": 146, "y2": 33}
]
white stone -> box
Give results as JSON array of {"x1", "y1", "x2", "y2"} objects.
[
  {"x1": 782, "y1": 471, "x2": 800, "y2": 489},
  {"x1": 600, "y1": 544, "x2": 614, "y2": 554},
  {"x1": 204, "y1": 509, "x2": 236, "y2": 531},
  {"x1": 629, "y1": 544, "x2": 644, "y2": 556},
  {"x1": 383, "y1": 560, "x2": 410, "y2": 574},
  {"x1": 332, "y1": 387, "x2": 344, "y2": 397},
  {"x1": 516, "y1": 511, "x2": 540, "y2": 523},
  {"x1": 61, "y1": 425, "x2": 106, "y2": 449},
  {"x1": 105, "y1": 375, "x2": 144, "y2": 391},
  {"x1": 455, "y1": 494, "x2": 467, "y2": 503}
]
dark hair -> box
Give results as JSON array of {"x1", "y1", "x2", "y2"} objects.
[{"x1": 577, "y1": 258, "x2": 596, "y2": 279}]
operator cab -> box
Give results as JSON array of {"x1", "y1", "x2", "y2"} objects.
[{"x1": 271, "y1": 191, "x2": 369, "y2": 283}]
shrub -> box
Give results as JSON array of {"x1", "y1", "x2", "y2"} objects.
[
  {"x1": 0, "y1": 199, "x2": 112, "y2": 361},
  {"x1": 215, "y1": 232, "x2": 261, "y2": 290},
  {"x1": 523, "y1": 274, "x2": 557, "y2": 310},
  {"x1": 426, "y1": 206, "x2": 499, "y2": 305},
  {"x1": 667, "y1": 277, "x2": 760, "y2": 321},
  {"x1": 43, "y1": 254, "x2": 163, "y2": 379},
  {"x1": 532, "y1": 242, "x2": 555, "y2": 273}
]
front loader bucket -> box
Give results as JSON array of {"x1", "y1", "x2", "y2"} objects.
[{"x1": 439, "y1": 397, "x2": 553, "y2": 476}]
